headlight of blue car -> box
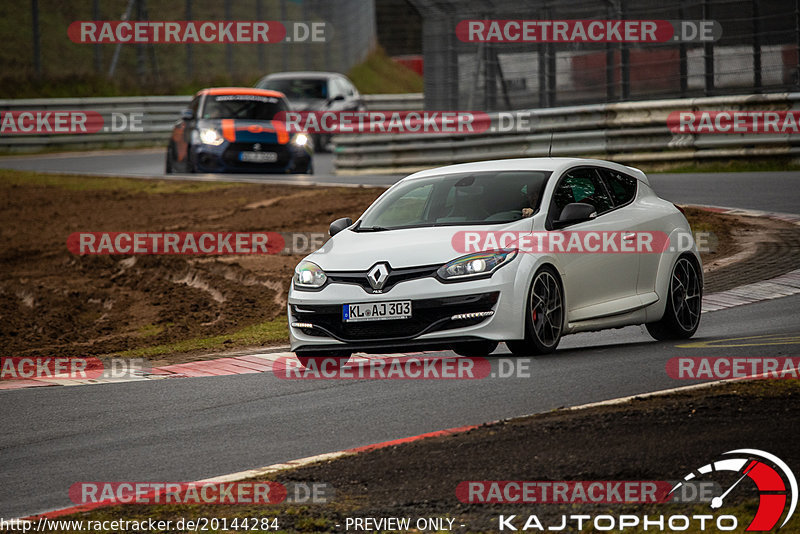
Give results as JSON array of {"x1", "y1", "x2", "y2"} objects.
[{"x1": 198, "y1": 128, "x2": 224, "y2": 146}]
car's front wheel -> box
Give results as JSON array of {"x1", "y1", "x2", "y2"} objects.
[
  {"x1": 646, "y1": 255, "x2": 702, "y2": 340},
  {"x1": 452, "y1": 340, "x2": 498, "y2": 357},
  {"x1": 296, "y1": 353, "x2": 351, "y2": 370},
  {"x1": 506, "y1": 266, "x2": 564, "y2": 356}
]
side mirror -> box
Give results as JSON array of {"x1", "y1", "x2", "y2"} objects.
[
  {"x1": 329, "y1": 217, "x2": 353, "y2": 237},
  {"x1": 327, "y1": 95, "x2": 345, "y2": 104},
  {"x1": 553, "y1": 203, "x2": 597, "y2": 229},
  {"x1": 180, "y1": 109, "x2": 194, "y2": 121}
]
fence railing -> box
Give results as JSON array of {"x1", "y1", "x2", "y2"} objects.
[
  {"x1": 333, "y1": 93, "x2": 800, "y2": 174},
  {"x1": 0, "y1": 93, "x2": 423, "y2": 151}
]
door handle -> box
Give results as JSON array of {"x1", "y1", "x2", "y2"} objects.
[{"x1": 622, "y1": 233, "x2": 636, "y2": 241}]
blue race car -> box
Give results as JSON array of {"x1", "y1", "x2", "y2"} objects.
[{"x1": 166, "y1": 87, "x2": 313, "y2": 174}]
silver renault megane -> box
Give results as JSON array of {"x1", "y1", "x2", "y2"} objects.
[{"x1": 288, "y1": 157, "x2": 702, "y2": 367}]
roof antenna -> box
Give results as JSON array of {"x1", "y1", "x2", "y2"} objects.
[{"x1": 548, "y1": 132, "x2": 554, "y2": 158}]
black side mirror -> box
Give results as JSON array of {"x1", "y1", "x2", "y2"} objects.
[
  {"x1": 553, "y1": 203, "x2": 597, "y2": 229},
  {"x1": 327, "y1": 95, "x2": 345, "y2": 105},
  {"x1": 180, "y1": 109, "x2": 194, "y2": 121},
  {"x1": 329, "y1": 217, "x2": 353, "y2": 236}
]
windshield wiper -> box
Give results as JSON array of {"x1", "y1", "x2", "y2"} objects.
[{"x1": 357, "y1": 225, "x2": 390, "y2": 232}]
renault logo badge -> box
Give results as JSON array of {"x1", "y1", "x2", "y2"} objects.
[{"x1": 367, "y1": 263, "x2": 390, "y2": 290}]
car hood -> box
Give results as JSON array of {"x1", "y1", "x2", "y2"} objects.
[
  {"x1": 198, "y1": 118, "x2": 290, "y2": 144},
  {"x1": 307, "y1": 223, "x2": 527, "y2": 271}
]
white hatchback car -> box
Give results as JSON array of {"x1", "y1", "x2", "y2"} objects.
[{"x1": 288, "y1": 158, "x2": 702, "y2": 366}]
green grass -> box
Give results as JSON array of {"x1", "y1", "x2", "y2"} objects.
[
  {"x1": 0, "y1": 168, "x2": 239, "y2": 194},
  {"x1": 117, "y1": 316, "x2": 289, "y2": 358},
  {"x1": 347, "y1": 47, "x2": 423, "y2": 95}
]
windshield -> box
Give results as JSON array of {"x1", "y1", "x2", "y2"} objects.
[
  {"x1": 357, "y1": 170, "x2": 551, "y2": 231},
  {"x1": 201, "y1": 94, "x2": 288, "y2": 120},
  {"x1": 259, "y1": 78, "x2": 328, "y2": 100}
]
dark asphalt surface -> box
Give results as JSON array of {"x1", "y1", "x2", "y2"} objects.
[
  {"x1": 1, "y1": 150, "x2": 798, "y2": 210},
  {"x1": 2, "y1": 296, "x2": 799, "y2": 518},
  {"x1": 1, "y1": 150, "x2": 799, "y2": 518}
]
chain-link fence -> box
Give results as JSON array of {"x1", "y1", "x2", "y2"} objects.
[
  {"x1": 411, "y1": 0, "x2": 800, "y2": 111},
  {"x1": 9, "y1": 0, "x2": 375, "y2": 91}
]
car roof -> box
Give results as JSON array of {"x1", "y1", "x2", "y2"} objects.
[
  {"x1": 197, "y1": 87, "x2": 286, "y2": 98},
  {"x1": 260, "y1": 71, "x2": 343, "y2": 80},
  {"x1": 403, "y1": 157, "x2": 649, "y2": 185}
]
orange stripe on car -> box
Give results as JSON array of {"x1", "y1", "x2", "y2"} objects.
[
  {"x1": 274, "y1": 122, "x2": 289, "y2": 144},
  {"x1": 221, "y1": 119, "x2": 236, "y2": 142}
]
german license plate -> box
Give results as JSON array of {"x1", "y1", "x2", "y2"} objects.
[
  {"x1": 239, "y1": 151, "x2": 277, "y2": 162},
  {"x1": 343, "y1": 300, "x2": 411, "y2": 322}
]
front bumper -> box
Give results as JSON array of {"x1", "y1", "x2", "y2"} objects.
[
  {"x1": 288, "y1": 270, "x2": 527, "y2": 354},
  {"x1": 191, "y1": 142, "x2": 312, "y2": 173}
]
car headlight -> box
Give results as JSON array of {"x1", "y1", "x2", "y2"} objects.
[
  {"x1": 292, "y1": 133, "x2": 309, "y2": 147},
  {"x1": 437, "y1": 250, "x2": 517, "y2": 281},
  {"x1": 293, "y1": 260, "x2": 327, "y2": 288},
  {"x1": 199, "y1": 128, "x2": 224, "y2": 146}
]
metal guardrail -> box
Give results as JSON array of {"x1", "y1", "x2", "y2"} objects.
[
  {"x1": 333, "y1": 93, "x2": 800, "y2": 174},
  {"x1": 0, "y1": 93, "x2": 423, "y2": 152}
]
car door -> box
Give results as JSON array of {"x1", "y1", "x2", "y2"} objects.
[
  {"x1": 546, "y1": 166, "x2": 640, "y2": 321},
  {"x1": 596, "y1": 167, "x2": 660, "y2": 297}
]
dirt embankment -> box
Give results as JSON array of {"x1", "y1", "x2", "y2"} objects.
[{"x1": 0, "y1": 177, "x2": 380, "y2": 358}]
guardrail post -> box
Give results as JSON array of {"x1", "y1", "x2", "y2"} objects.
[
  {"x1": 31, "y1": 0, "x2": 42, "y2": 78},
  {"x1": 185, "y1": 0, "x2": 193, "y2": 78},
  {"x1": 753, "y1": 0, "x2": 762, "y2": 91},
  {"x1": 679, "y1": 0, "x2": 688, "y2": 96},
  {"x1": 703, "y1": 0, "x2": 715, "y2": 96}
]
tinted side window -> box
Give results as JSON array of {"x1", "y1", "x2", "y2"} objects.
[
  {"x1": 551, "y1": 168, "x2": 613, "y2": 219},
  {"x1": 598, "y1": 168, "x2": 638, "y2": 206}
]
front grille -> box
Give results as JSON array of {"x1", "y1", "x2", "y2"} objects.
[
  {"x1": 325, "y1": 264, "x2": 440, "y2": 294},
  {"x1": 291, "y1": 292, "x2": 499, "y2": 342},
  {"x1": 222, "y1": 142, "x2": 290, "y2": 170}
]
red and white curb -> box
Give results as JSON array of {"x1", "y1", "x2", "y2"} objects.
[
  {"x1": 689, "y1": 204, "x2": 800, "y2": 226},
  {"x1": 702, "y1": 268, "x2": 800, "y2": 312}
]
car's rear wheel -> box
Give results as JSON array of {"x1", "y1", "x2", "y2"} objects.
[
  {"x1": 297, "y1": 353, "x2": 351, "y2": 370},
  {"x1": 646, "y1": 255, "x2": 702, "y2": 340},
  {"x1": 452, "y1": 340, "x2": 498, "y2": 357},
  {"x1": 506, "y1": 266, "x2": 564, "y2": 356}
]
